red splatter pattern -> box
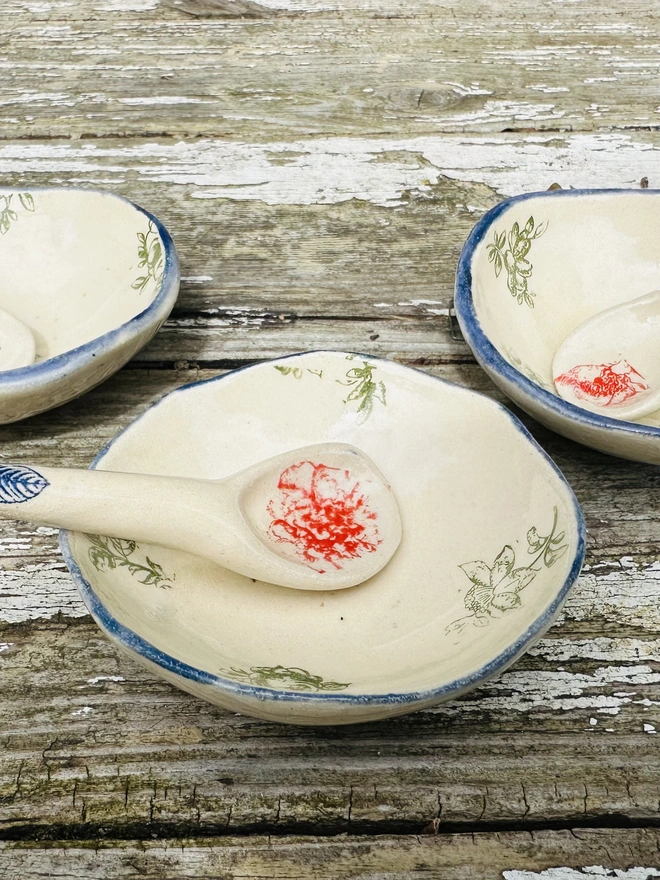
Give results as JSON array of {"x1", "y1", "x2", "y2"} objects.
[
  {"x1": 267, "y1": 461, "x2": 380, "y2": 573},
  {"x1": 555, "y1": 359, "x2": 649, "y2": 407}
]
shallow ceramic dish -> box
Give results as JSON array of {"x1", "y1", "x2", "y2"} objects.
[
  {"x1": 0, "y1": 188, "x2": 179, "y2": 423},
  {"x1": 455, "y1": 189, "x2": 660, "y2": 465},
  {"x1": 60, "y1": 351, "x2": 585, "y2": 725}
]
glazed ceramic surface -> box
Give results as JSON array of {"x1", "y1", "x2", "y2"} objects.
[
  {"x1": 60, "y1": 352, "x2": 585, "y2": 725},
  {"x1": 455, "y1": 189, "x2": 660, "y2": 464},
  {"x1": 0, "y1": 188, "x2": 179, "y2": 422}
]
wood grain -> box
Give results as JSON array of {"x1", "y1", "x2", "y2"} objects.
[
  {"x1": 2, "y1": 830, "x2": 660, "y2": 880},
  {"x1": 0, "y1": 616, "x2": 659, "y2": 838},
  {"x1": 1, "y1": 1, "x2": 660, "y2": 139}
]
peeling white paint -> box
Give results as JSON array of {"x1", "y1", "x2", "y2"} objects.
[
  {"x1": 181, "y1": 275, "x2": 213, "y2": 283},
  {"x1": 0, "y1": 133, "x2": 655, "y2": 207},
  {"x1": 562, "y1": 558, "x2": 660, "y2": 631},
  {"x1": 83, "y1": 675, "x2": 126, "y2": 685},
  {"x1": 23, "y1": 1, "x2": 54, "y2": 11},
  {"x1": 504, "y1": 869, "x2": 660, "y2": 880},
  {"x1": 527, "y1": 85, "x2": 570, "y2": 93},
  {"x1": 248, "y1": 0, "x2": 334, "y2": 9},
  {"x1": 0, "y1": 92, "x2": 76, "y2": 108},
  {"x1": 71, "y1": 706, "x2": 94, "y2": 716},
  {"x1": 395, "y1": 299, "x2": 451, "y2": 315},
  {"x1": 119, "y1": 97, "x2": 212, "y2": 106},
  {"x1": 93, "y1": 0, "x2": 157, "y2": 9},
  {"x1": 530, "y1": 636, "x2": 660, "y2": 664},
  {"x1": 0, "y1": 643, "x2": 12, "y2": 654},
  {"x1": 434, "y1": 665, "x2": 660, "y2": 717},
  {"x1": 0, "y1": 564, "x2": 87, "y2": 623},
  {"x1": 644, "y1": 723, "x2": 656, "y2": 734}
]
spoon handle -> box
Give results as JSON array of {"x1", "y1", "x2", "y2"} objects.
[{"x1": 0, "y1": 463, "x2": 215, "y2": 554}]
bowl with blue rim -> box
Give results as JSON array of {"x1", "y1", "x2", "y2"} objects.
[
  {"x1": 455, "y1": 188, "x2": 660, "y2": 465},
  {"x1": 0, "y1": 187, "x2": 179, "y2": 423},
  {"x1": 60, "y1": 351, "x2": 585, "y2": 725}
]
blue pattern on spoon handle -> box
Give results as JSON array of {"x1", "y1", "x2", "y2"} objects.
[{"x1": 0, "y1": 465, "x2": 49, "y2": 503}]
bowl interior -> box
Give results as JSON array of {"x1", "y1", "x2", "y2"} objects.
[
  {"x1": 67, "y1": 352, "x2": 582, "y2": 698},
  {"x1": 0, "y1": 189, "x2": 165, "y2": 362},
  {"x1": 470, "y1": 191, "x2": 660, "y2": 426}
]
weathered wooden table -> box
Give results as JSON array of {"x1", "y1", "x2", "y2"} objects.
[{"x1": 2, "y1": 1, "x2": 660, "y2": 876}]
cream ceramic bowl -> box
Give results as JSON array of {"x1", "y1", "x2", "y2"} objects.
[
  {"x1": 455, "y1": 189, "x2": 660, "y2": 464},
  {"x1": 0, "y1": 188, "x2": 179, "y2": 422},
  {"x1": 60, "y1": 351, "x2": 585, "y2": 725}
]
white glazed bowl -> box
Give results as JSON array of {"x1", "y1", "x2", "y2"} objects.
[
  {"x1": 0, "y1": 188, "x2": 179, "y2": 423},
  {"x1": 455, "y1": 189, "x2": 660, "y2": 464},
  {"x1": 60, "y1": 351, "x2": 585, "y2": 726}
]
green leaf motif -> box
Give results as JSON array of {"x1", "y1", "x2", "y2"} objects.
[
  {"x1": 488, "y1": 216, "x2": 547, "y2": 308},
  {"x1": 337, "y1": 358, "x2": 386, "y2": 424},
  {"x1": 85, "y1": 534, "x2": 174, "y2": 589},
  {"x1": 132, "y1": 221, "x2": 164, "y2": 293},
  {"x1": 220, "y1": 664, "x2": 350, "y2": 692},
  {"x1": 0, "y1": 193, "x2": 34, "y2": 235},
  {"x1": 446, "y1": 507, "x2": 568, "y2": 637},
  {"x1": 18, "y1": 192, "x2": 35, "y2": 212},
  {"x1": 274, "y1": 365, "x2": 324, "y2": 380}
]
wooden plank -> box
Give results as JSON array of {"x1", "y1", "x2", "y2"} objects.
[
  {"x1": 1, "y1": 1, "x2": 660, "y2": 139},
  {"x1": 2, "y1": 830, "x2": 660, "y2": 879},
  {"x1": 0, "y1": 133, "x2": 656, "y2": 365},
  {"x1": 0, "y1": 626, "x2": 659, "y2": 836}
]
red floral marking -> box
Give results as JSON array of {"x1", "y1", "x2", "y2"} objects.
[
  {"x1": 267, "y1": 461, "x2": 380, "y2": 573},
  {"x1": 555, "y1": 359, "x2": 649, "y2": 407}
]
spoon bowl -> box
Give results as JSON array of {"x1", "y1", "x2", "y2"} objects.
[{"x1": 552, "y1": 289, "x2": 660, "y2": 420}]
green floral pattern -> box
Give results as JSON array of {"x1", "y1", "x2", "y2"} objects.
[
  {"x1": 85, "y1": 534, "x2": 174, "y2": 589},
  {"x1": 273, "y1": 357, "x2": 386, "y2": 424},
  {"x1": 487, "y1": 216, "x2": 547, "y2": 308},
  {"x1": 220, "y1": 664, "x2": 350, "y2": 691},
  {"x1": 274, "y1": 365, "x2": 323, "y2": 379},
  {"x1": 0, "y1": 192, "x2": 35, "y2": 234},
  {"x1": 132, "y1": 221, "x2": 164, "y2": 292},
  {"x1": 337, "y1": 358, "x2": 386, "y2": 424},
  {"x1": 446, "y1": 507, "x2": 568, "y2": 636}
]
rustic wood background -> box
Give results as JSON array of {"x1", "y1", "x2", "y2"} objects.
[{"x1": 1, "y1": 0, "x2": 660, "y2": 877}]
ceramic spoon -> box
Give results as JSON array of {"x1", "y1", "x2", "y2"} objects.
[
  {"x1": 0, "y1": 307, "x2": 36, "y2": 371},
  {"x1": 0, "y1": 443, "x2": 402, "y2": 591},
  {"x1": 552, "y1": 289, "x2": 660, "y2": 420}
]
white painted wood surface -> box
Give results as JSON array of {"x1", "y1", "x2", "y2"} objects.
[{"x1": 1, "y1": 0, "x2": 660, "y2": 876}]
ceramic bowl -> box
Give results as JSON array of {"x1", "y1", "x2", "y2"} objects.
[
  {"x1": 0, "y1": 188, "x2": 179, "y2": 423},
  {"x1": 60, "y1": 351, "x2": 585, "y2": 725},
  {"x1": 455, "y1": 189, "x2": 660, "y2": 464}
]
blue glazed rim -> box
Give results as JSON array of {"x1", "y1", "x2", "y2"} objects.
[
  {"x1": 454, "y1": 187, "x2": 660, "y2": 444},
  {"x1": 59, "y1": 351, "x2": 587, "y2": 711},
  {"x1": 0, "y1": 187, "x2": 179, "y2": 393}
]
